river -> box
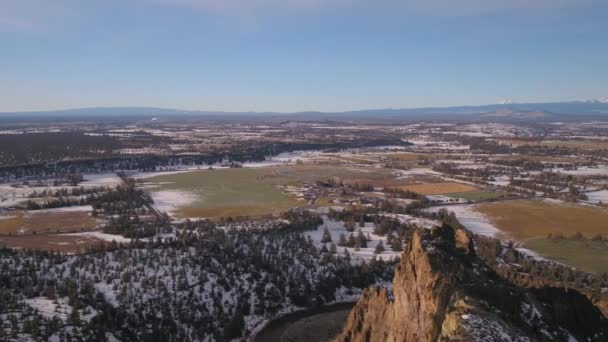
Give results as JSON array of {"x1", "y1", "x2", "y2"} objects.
[{"x1": 253, "y1": 302, "x2": 355, "y2": 342}]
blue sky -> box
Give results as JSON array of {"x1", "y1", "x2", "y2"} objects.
[{"x1": 1, "y1": 0, "x2": 606, "y2": 112}]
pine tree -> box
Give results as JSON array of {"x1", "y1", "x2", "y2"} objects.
[
  {"x1": 338, "y1": 233, "x2": 347, "y2": 247},
  {"x1": 347, "y1": 234, "x2": 356, "y2": 247},
  {"x1": 375, "y1": 241, "x2": 385, "y2": 254},
  {"x1": 391, "y1": 238, "x2": 403, "y2": 252},
  {"x1": 356, "y1": 230, "x2": 368, "y2": 248},
  {"x1": 345, "y1": 219, "x2": 355, "y2": 232},
  {"x1": 329, "y1": 243, "x2": 337, "y2": 254},
  {"x1": 321, "y1": 227, "x2": 332, "y2": 243}
]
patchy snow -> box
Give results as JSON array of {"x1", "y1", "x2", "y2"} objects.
[
  {"x1": 61, "y1": 231, "x2": 132, "y2": 243},
  {"x1": 304, "y1": 216, "x2": 401, "y2": 263},
  {"x1": 461, "y1": 313, "x2": 533, "y2": 342},
  {"x1": 427, "y1": 195, "x2": 468, "y2": 204},
  {"x1": 547, "y1": 166, "x2": 608, "y2": 176},
  {"x1": 429, "y1": 205, "x2": 501, "y2": 238},
  {"x1": 514, "y1": 246, "x2": 547, "y2": 261},
  {"x1": 584, "y1": 190, "x2": 608, "y2": 204},
  {"x1": 0, "y1": 215, "x2": 17, "y2": 221},
  {"x1": 24, "y1": 297, "x2": 71, "y2": 321},
  {"x1": 132, "y1": 169, "x2": 203, "y2": 179},
  {"x1": 28, "y1": 205, "x2": 93, "y2": 214},
  {"x1": 384, "y1": 213, "x2": 441, "y2": 229},
  {"x1": 396, "y1": 168, "x2": 441, "y2": 178},
  {"x1": 95, "y1": 282, "x2": 119, "y2": 307},
  {"x1": 105, "y1": 333, "x2": 121, "y2": 342},
  {"x1": 488, "y1": 175, "x2": 511, "y2": 187},
  {"x1": 150, "y1": 190, "x2": 199, "y2": 214},
  {"x1": 81, "y1": 173, "x2": 122, "y2": 187}
]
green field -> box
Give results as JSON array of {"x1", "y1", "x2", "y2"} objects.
[
  {"x1": 524, "y1": 238, "x2": 608, "y2": 274},
  {"x1": 145, "y1": 165, "x2": 394, "y2": 219},
  {"x1": 146, "y1": 168, "x2": 301, "y2": 218},
  {"x1": 473, "y1": 199, "x2": 608, "y2": 274},
  {"x1": 445, "y1": 191, "x2": 512, "y2": 202}
]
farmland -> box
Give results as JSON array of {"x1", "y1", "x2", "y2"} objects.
[
  {"x1": 475, "y1": 199, "x2": 608, "y2": 241},
  {"x1": 0, "y1": 208, "x2": 99, "y2": 235},
  {"x1": 0, "y1": 233, "x2": 105, "y2": 253},
  {"x1": 524, "y1": 238, "x2": 608, "y2": 274},
  {"x1": 399, "y1": 182, "x2": 478, "y2": 195},
  {"x1": 144, "y1": 168, "x2": 300, "y2": 218},
  {"x1": 143, "y1": 165, "x2": 400, "y2": 219},
  {"x1": 473, "y1": 199, "x2": 608, "y2": 273}
]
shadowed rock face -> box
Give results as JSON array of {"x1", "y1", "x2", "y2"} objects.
[{"x1": 335, "y1": 225, "x2": 608, "y2": 342}]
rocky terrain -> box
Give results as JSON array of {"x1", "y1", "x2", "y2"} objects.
[{"x1": 335, "y1": 225, "x2": 608, "y2": 342}]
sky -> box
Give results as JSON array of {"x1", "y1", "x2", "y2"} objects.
[{"x1": 0, "y1": 0, "x2": 607, "y2": 112}]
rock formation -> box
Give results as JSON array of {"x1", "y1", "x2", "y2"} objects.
[{"x1": 336, "y1": 225, "x2": 608, "y2": 342}]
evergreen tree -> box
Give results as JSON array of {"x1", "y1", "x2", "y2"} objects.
[
  {"x1": 375, "y1": 241, "x2": 385, "y2": 254},
  {"x1": 321, "y1": 227, "x2": 332, "y2": 243}
]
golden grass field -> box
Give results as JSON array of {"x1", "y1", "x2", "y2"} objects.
[
  {"x1": 0, "y1": 234, "x2": 105, "y2": 253},
  {"x1": 476, "y1": 200, "x2": 608, "y2": 240},
  {"x1": 0, "y1": 211, "x2": 98, "y2": 235},
  {"x1": 399, "y1": 182, "x2": 478, "y2": 195}
]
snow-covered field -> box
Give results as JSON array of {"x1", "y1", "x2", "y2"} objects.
[
  {"x1": 81, "y1": 173, "x2": 122, "y2": 187},
  {"x1": 150, "y1": 190, "x2": 199, "y2": 215},
  {"x1": 28, "y1": 205, "x2": 93, "y2": 214}
]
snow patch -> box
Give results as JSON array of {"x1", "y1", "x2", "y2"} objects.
[
  {"x1": 150, "y1": 190, "x2": 199, "y2": 214},
  {"x1": 61, "y1": 231, "x2": 132, "y2": 243}
]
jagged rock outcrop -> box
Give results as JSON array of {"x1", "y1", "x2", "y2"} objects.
[{"x1": 336, "y1": 225, "x2": 608, "y2": 342}]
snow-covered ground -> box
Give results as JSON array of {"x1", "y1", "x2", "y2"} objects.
[
  {"x1": 0, "y1": 172, "x2": 121, "y2": 209},
  {"x1": 428, "y1": 204, "x2": 501, "y2": 238},
  {"x1": 488, "y1": 175, "x2": 511, "y2": 187},
  {"x1": 396, "y1": 168, "x2": 441, "y2": 179},
  {"x1": 584, "y1": 190, "x2": 608, "y2": 204},
  {"x1": 25, "y1": 296, "x2": 98, "y2": 324},
  {"x1": 150, "y1": 190, "x2": 199, "y2": 215},
  {"x1": 28, "y1": 205, "x2": 93, "y2": 214},
  {"x1": 131, "y1": 168, "x2": 213, "y2": 180},
  {"x1": 304, "y1": 217, "x2": 402, "y2": 263},
  {"x1": 24, "y1": 297, "x2": 72, "y2": 320},
  {"x1": 547, "y1": 166, "x2": 608, "y2": 176},
  {"x1": 384, "y1": 213, "x2": 441, "y2": 229},
  {"x1": 81, "y1": 173, "x2": 122, "y2": 187},
  {"x1": 427, "y1": 195, "x2": 468, "y2": 204},
  {"x1": 61, "y1": 231, "x2": 132, "y2": 244}
]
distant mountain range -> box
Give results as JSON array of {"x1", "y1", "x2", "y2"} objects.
[{"x1": 1, "y1": 100, "x2": 608, "y2": 121}]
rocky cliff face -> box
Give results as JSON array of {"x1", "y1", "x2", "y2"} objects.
[{"x1": 336, "y1": 225, "x2": 608, "y2": 342}]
